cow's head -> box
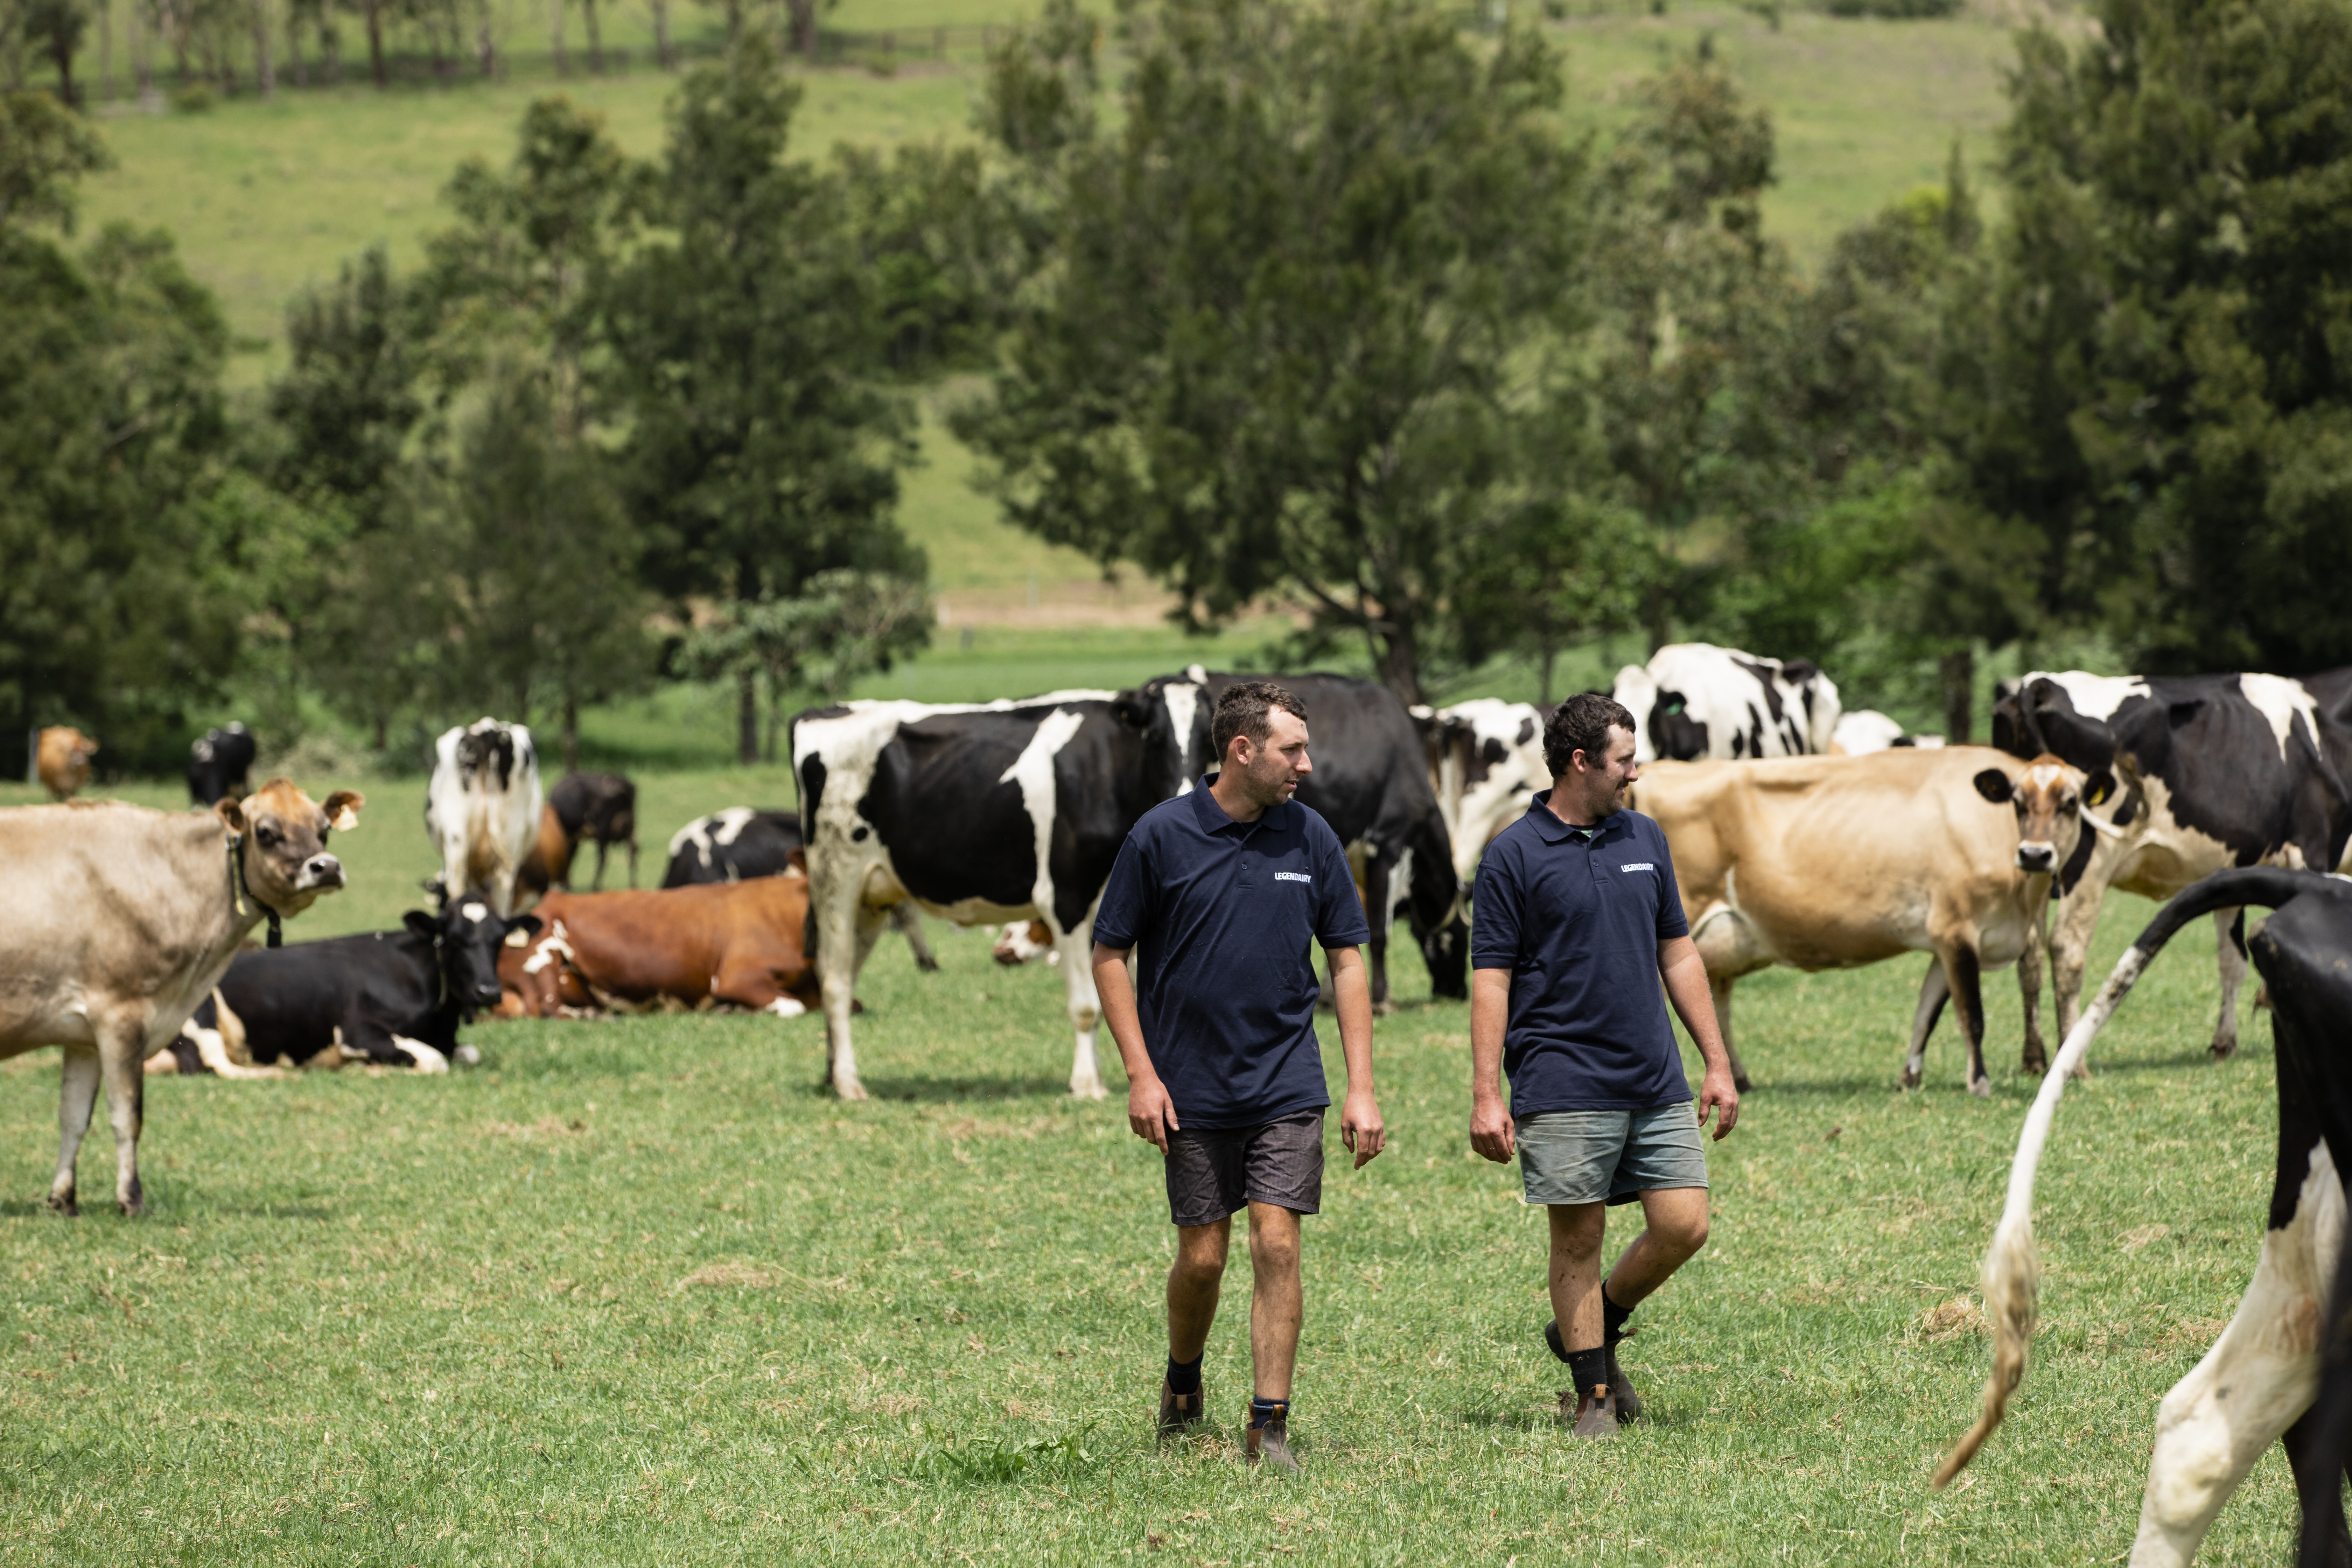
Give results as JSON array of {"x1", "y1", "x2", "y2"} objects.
[
  {"x1": 216, "y1": 778, "x2": 364, "y2": 915},
  {"x1": 1973, "y1": 754, "x2": 2115, "y2": 873},
  {"x1": 1113, "y1": 675, "x2": 1213, "y2": 801},
  {"x1": 407, "y1": 899, "x2": 540, "y2": 1014}
]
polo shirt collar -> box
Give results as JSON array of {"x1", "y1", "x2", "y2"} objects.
[
  {"x1": 1525, "y1": 789, "x2": 1623, "y2": 845},
  {"x1": 1190, "y1": 777, "x2": 1291, "y2": 836}
]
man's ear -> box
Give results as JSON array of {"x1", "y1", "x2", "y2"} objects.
[
  {"x1": 321, "y1": 790, "x2": 364, "y2": 832},
  {"x1": 404, "y1": 911, "x2": 439, "y2": 939},
  {"x1": 2084, "y1": 769, "x2": 2115, "y2": 808},
  {"x1": 1973, "y1": 768, "x2": 2015, "y2": 804},
  {"x1": 214, "y1": 797, "x2": 247, "y2": 833}
]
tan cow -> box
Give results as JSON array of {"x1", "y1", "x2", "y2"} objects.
[
  {"x1": 1628, "y1": 748, "x2": 2110, "y2": 1095},
  {"x1": 0, "y1": 779, "x2": 363, "y2": 1213},
  {"x1": 36, "y1": 726, "x2": 98, "y2": 800}
]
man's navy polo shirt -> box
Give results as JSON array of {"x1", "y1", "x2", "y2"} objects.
[
  {"x1": 1094, "y1": 779, "x2": 1371, "y2": 1130},
  {"x1": 1471, "y1": 792, "x2": 1692, "y2": 1117}
]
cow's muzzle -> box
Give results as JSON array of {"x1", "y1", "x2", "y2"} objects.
[
  {"x1": 297, "y1": 853, "x2": 346, "y2": 890},
  {"x1": 2015, "y1": 842, "x2": 2056, "y2": 873},
  {"x1": 471, "y1": 981, "x2": 504, "y2": 1008}
]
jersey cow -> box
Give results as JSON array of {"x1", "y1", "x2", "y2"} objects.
[
  {"x1": 792, "y1": 690, "x2": 1193, "y2": 1101},
  {"x1": 36, "y1": 726, "x2": 98, "y2": 800},
  {"x1": 154, "y1": 898, "x2": 535, "y2": 1076},
  {"x1": 185, "y1": 723, "x2": 257, "y2": 805},
  {"x1": 425, "y1": 718, "x2": 542, "y2": 918},
  {"x1": 664, "y1": 806, "x2": 938, "y2": 971},
  {"x1": 1118, "y1": 669, "x2": 1467, "y2": 1008},
  {"x1": 1612, "y1": 643, "x2": 1842, "y2": 764},
  {"x1": 1940, "y1": 868, "x2": 2352, "y2": 1567},
  {"x1": 1628, "y1": 748, "x2": 2107, "y2": 1095},
  {"x1": 0, "y1": 780, "x2": 363, "y2": 1213},
  {"x1": 497, "y1": 878, "x2": 821, "y2": 1020},
  {"x1": 1991, "y1": 672, "x2": 2352, "y2": 1067}
]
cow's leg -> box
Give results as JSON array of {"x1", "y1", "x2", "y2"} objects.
[
  {"x1": 1361, "y1": 852, "x2": 1395, "y2": 1015},
  {"x1": 591, "y1": 839, "x2": 610, "y2": 892},
  {"x1": 47, "y1": 1045, "x2": 102, "y2": 1216},
  {"x1": 1052, "y1": 923, "x2": 1107, "y2": 1100},
  {"x1": 98, "y1": 1027, "x2": 147, "y2": 1215},
  {"x1": 818, "y1": 897, "x2": 889, "y2": 1101},
  {"x1": 2017, "y1": 911, "x2": 2049, "y2": 1076},
  {"x1": 1900, "y1": 958, "x2": 1950, "y2": 1092},
  {"x1": 2047, "y1": 880, "x2": 2105, "y2": 1045},
  {"x1": 1947, "y1": 944, "x2": 1991, "y2": 1097},
  {"x1": 2211, "y1": 907, "x2": 2247, "y2": 1060},
  {"x1": 891, "y1": 903, "x2": 940, "y2": 974},
  {"x1": 2280, "y1": 1410, "x2": 2352, "y2": 1568},
  {"x1": 626, "y1": 838, "x2": 638, "y2": 889},
  {"x1": 2130, "y1": 1202, "x2": 2334, "y2": 1566},
  {"x1": 1706, "y1": 973, "x2": 1750, "y2": 1094}
]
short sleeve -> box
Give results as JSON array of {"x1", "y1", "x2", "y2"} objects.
[
  {"x1": 1650, "y1": 822, "x2": 1690, "y2": 939},
  {"x1": 1092, "y1": 828, "x2": 1154, "y2": 949},
  {"x1": 1313, "y1": 820, "x2": 1372, "y2": 947},
  {"x1": 1470, "y1": 834, "x2": 1525, "y2": 969}
]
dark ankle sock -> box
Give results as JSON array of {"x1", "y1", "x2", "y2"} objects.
[
  {"x1": 1601, "y1": 1287, "x2": 1633, "y2": 1346},
  {"x1": 1248, "y1": 1395, "x2": 1289, "y2": 1430},
  {"x1": 1167, "y1": 1354, "x2": 1203, "y2": 1396},
  {"x1": 1568, "y1": 1347, "x2": 1608, "y2": 1396}
]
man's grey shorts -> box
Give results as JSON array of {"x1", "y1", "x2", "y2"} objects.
[
  {"x1": 1164, "y1": 1111, "x2": 1324, "y2": 1226},
  {"x1": 1518, "y1": 1104, "x2": 1709, "y2": 1207}
]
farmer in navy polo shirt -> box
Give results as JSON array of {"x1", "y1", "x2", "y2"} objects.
[
  {"x1": 1468, "y1": 692, "x2": 1738, "y2": 1438},
  {"x1": 1092, "y1": 680, "x2": 1385, "y2": 1476}
]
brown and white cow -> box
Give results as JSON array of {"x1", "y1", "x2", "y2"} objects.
[
  {"x1": 1628, "y1": 748, "x2": 2111, "y2": 1095},
  {"x1": 35, "y1": 726, "x2": 98, "y2": 800},
  {"x1": 0, "y1": 779, "x2": 363, "y2": 1213},
  {"x1": 497, "y1": 876, "x2": 820, "y2": 1019}
]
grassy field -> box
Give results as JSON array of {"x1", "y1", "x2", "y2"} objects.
[{"x1": 0, "y1": 848, "x2": 2302, "y2": 1562}]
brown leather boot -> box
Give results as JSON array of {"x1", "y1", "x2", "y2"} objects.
[
  {"x1": 1244, "y1": 1414, "x2": 1300, "y2": 1475},
  {"x1": 1560, "y1": 1383, "x2": 1619, "y2": 1438},
  {"x1": 1156, "y1": 1380, "x2": 1204, "y2": 1438}
]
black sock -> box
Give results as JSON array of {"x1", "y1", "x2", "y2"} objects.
[
  {"x1": 1568, "y1": 1347, "x2": 1608, "y2": 1396},
  {"x1": 1602, "y1": 1287, "x2": 1633, "y2": 1346},
  {"x1": 1167, "y1": 1353, "x2": 1203, "y2": 1396},
  {"x1": 1248, "y1": 1395, "x2": 1289, "y2": 1429}
]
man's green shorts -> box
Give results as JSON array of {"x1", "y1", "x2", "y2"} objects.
[{"x1": 1517, "y1": 1105, "x2": 1709, "y2": 1207}]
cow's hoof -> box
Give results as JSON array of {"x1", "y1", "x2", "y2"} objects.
[
  {"x1": 1732, "y1": 1075, "x2": 1752, "y2": 1095},
  {"x1": 1898, "y1": 1069, "x2": 1921, "y2": 1091},
  {"x1": 453, "y1": 1044, "x2": 482, "y2": 1068},
  {"x1": 2068, "y1": 1061, "x2": 2093, "y2": 1082},
  {"x1": 834, "y1": 1080, "x2": 870, "y2": 1102},
  {"x1": 2020, "y1": 1055, "x2": 2048, "y2": 1078},
  {"x1": 2210, "y1": 1040, "x2": 2238, "y2": 1062},
  {"x1": 1371, "y1": 999, "x2": 1399, "y2": 1018},
  {"x1": 1070, "y1": 1079, "x2": 1108, "y2": 1101},
  {"x1": 45, "y1": 1193, "x2": 78, "y2": 1218},
  {"x1": 1968, "y1": 1076, "x2": 1993, "y2": 1099}
]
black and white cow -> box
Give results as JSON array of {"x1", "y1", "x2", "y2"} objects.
[
  {"x1": 1828, "y1": 710, "x2": 1942, "y2": 755},
  {"x1": 152, "y1": 897, "x2": 538, "y2": 1076},
  {"x1": 1940, "y1": 867, "x2": 2352, "y2": 1567},
  {"x1": 1417, "y1": 699, "x2": 1550, "y2": 889},
  {"x1": 1611, "y1": 643, "x2": 1843, "y2": 763},
  {"x1": 1990, "y1": 671, "x2": 2352, "y2": 1068},
  {"x1": 1120, "y1": 668, "x2": 1467, "y2": 1008},
  {"x1": 185, "y1": 723, "x2": 257, "y2": 805},
  {"x1": 663, "y1": 805, "x2": 938, "y2": 972},
  {"x1": 548, "y1": 772, "x2": 638, "y2": 890},
  {"x1": 791, "y1": 691, "x2": 1189, "y2": 1101},
  {"x1": 425, "y1": 718, "x2": 543, "y2": 918}
]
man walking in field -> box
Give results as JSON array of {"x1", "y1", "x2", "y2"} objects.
[
  {"x1": 1468, "y1": 693, "x2": 1739, "y2": 1436},
  {"x1": 1092, "y1": 681, "x2": 1386, "y2": 1475}
]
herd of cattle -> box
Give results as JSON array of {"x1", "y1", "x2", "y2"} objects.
[{"x1": 14, "y1": 641, "x2": 2352, "y2": 1561}]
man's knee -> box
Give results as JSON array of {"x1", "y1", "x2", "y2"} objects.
[
  {"x1": 1174, "y1": 1222, "x2": 1231, "y2": 1279},
  {"x1": 1246, "y1": 1210, "x2": 1302, "y2": 1273},
  {"x1": 1651, "y1": 1191, "x2": 1709, "y2": 1259},
  {"x1": 1547, "y1": 1202, "x2": 1606, "y2": 1260}
]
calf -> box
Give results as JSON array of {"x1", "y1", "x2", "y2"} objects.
[
  {"x1": 36, "y1": 726, "x2": 97, "y2": 800},
  {"x1": 663, "y1": 806, "x2": 938, "y2": 971},
  {"x1": 425, "y1": 718, "x2": 542, "y2": 917},
  {"x1": 1629, "y1": 749, "x2": 2108, "y2": 1094},
  {"x1": 1940, "y1": 867, "x2": 2352, "y2": 1568},
  {"x1": 1611, "y1": 643, "x2": 1842, "y2": 763},
  {"x1": 497, "y1": 878, "x2": 820, "y2": 1018},
  {"x1": 0, "y1": 779, "x2": 362, "y2": 1213},
  {"x1": 185, "y1": 723, "x2": 257, "y2": 805},
  {"x1": 151, "y1": 898, "x2": 536, "y2": 1076}
]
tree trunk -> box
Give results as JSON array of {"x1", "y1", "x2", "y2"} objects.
[
  {"x1": 251, "y1": 0, "x2": 272, "y2": 97},
  {"x1": 49, "y1": 13, "x2": 77, "y2": 105},
  {"x1": 286, "y1": 0, "x2": 303, "y2": 85},
  {"x1": 97, "y1": 0, "x2": 112, "y2": 101},
  {"x1": 549, "y1": 0, "x2": 565, "y2": 77},
  {"x1": 474, "y1": 0, "x2": 491, "y2": 74},
  {"x1": 737, "y1": 667, "x2": 758, "y2": 766},
  {"x1": 362, "y1": 0, "x2": 382, "y2": 83},
  {"x1": 722, "y1": 0, "x2": 738, "y2": 42},
  {"x1": 1539, "y1": 641, "x2": 1558, "y2": 707},
  {"x1": 580, "y1": 0, "x2": 598, "y2": 70},
  {"x1": 562, "y1": 686, "x2": 580, "y2": 775},
  {"x1": 1940, "y1": 644, "x2": 1974, "y2": 745},
  {"x1": 1371, "y1": 621, "x2": 1424, "y2": 708},
  {"x1": 650, "y1": 0, "x2": 668, "y2": 65},
  {"x1": 321, "y1": 11, "x2": 338, "y2": 80},
  {"x1": 425, "y1": 6, "x2": 444, "y2": 76},
  {"x1": 132, "y1": 0, "x2": 150, "y2": 101},
  {"x1": 788, "y1": 0, "x2": 814, "y2": 56},
  {"x1": 372, "y1": 712, "x2": 388, "y2": 752}
]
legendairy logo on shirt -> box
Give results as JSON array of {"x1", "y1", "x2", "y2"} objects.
[
  {"x1": 1273, "y1": 872, "x2": 1313, "y2": 883},
  {"x1": 1619, "y1": 862, "x2": 1656, "y2": 873}
]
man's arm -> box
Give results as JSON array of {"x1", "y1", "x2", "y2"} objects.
[
  {"x1": 1469, "y1": 967, "x2": 1516, "y2": 1163},
  {"x1": 1092, "y1": 941, "x2": 1177, "y2": 1151},
  {"x1": 1658, "y1": 933, "x2": 1738, "y2": 1140},
  {"x1": 1325, "y1": 944, "x2": 1384, "y2": 1168}
]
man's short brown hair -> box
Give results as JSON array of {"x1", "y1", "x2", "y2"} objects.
[
  {"x1": 1544, "y1": 692, "x2": 1638, "y2": 778},
  {"x1": 1212, "y1": 680, "x2": 1309, "y2": 764}
]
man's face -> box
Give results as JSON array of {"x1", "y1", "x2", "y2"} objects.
[
  {"x1": 1231, "y1": 709, "x2": 1313, "y2": 808},
  {"x1": 1572, "y1": 724, "x2": 1640, "y2": 817}
]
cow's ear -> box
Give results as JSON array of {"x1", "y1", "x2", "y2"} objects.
[
  {"x1": 321, "y1": 790, "x2": 364, "y2": 832},
  {"x1": 1111, "y1": 693, "x2": 1147, "y2": 729},
  {"x1": 2084, "y1": 768, "x2": 2116, "y2": 807},
  {"x1": 787, "y1": 847, "x2": 809, "y2": 876},
  {"x1": 404, "y1": 911, "x2": 439, "y2": 939},
  {"x1": 214, "y1": 797, "x2": 247, "y2": 833},
  {"x1": 509, "y1": 914, "x2": 544, "y2": 938},
  {"x1": 1973, "y1": 768, "x2": 2015, "y2": 804}
]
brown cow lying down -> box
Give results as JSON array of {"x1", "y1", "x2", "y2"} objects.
[{"x1": 497, "y1": 877, "x2": 821, "y2": 1018}]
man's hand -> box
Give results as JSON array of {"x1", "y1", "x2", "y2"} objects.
[
  {"x1": 1341, "y1": 1087, "x2": 1385, "y2": 1169},
  {"x1": 1469, "y1": 1094, "x2": 1516, "y2": 1164},
  {"x1": 1128, "y1": 1073, "x2": 1179, "y2": 1153},
  {"x1": 1696, "y1": 1063, "x2": 1739, "y2": 1141}
]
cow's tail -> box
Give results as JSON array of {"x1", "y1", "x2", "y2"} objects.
[{"x1": 1935, "y1": 866, "x2": 2319, "y2": 1486}]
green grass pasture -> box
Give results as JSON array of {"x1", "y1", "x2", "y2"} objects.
[{"x1": 0, "y1": 869, "x2": 2305, "y2": 1562}]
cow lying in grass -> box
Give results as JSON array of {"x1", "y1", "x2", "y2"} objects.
[
  {"x1": 497, "y1": 877, "x2": 820, "y2": 1019},
  {"x1": 1939, "y1": 866, "x2": 2352, "y2": 1567},
  {"x1": 150, "y1": 898, "x2": 537, "y2": 1076}
]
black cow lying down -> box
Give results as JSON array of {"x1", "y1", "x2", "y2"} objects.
[
  {"x1": 147, "y1": 898, "x2": 537, "y2": 1077},
  {"x1": 1938, "y1": 867, "x2": 2352, "y2": 1567}
]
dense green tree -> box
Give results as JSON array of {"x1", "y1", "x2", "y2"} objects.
[{"x1": 681, "y1": 568, "x2": 930, "y2": 760}]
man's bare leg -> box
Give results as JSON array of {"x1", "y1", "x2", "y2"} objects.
[
  {"x1": 1245, "y1": 1202, "x2": 1303, "y2": 1401},
  {"x1": 1548, "y1": 1201, "x2": 1609, "y2": 1352},
  {"x1": 1169, "y1": 1218, "x2": 1230, "y2": 1362},
  {"x1": 1604, "y1": 1186, "x2": 1710, "y2": 1310}
]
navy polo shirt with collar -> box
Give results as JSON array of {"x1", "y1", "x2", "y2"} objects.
[
  {"x1": 1471, "y1": 792, "x2": 1692, "y2": 1117},
  {"x1": 1093, "y1": 777, "x2": 1372, "y2": 1131}
]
